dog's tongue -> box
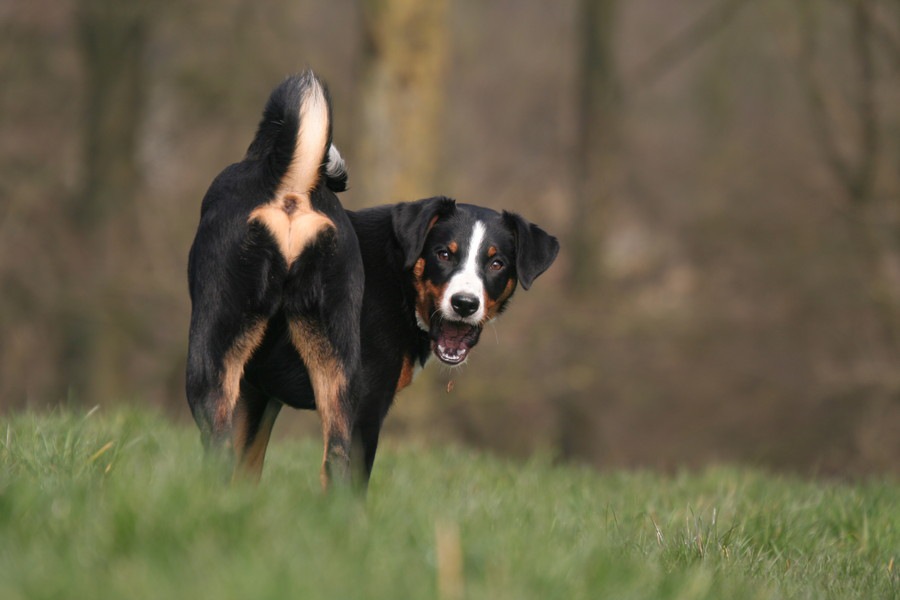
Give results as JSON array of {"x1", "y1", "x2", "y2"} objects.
[{"x1": 434, "y1": 321, "x2": 478, "y2": 364}]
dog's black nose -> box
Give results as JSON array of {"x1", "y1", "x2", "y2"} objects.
[{"x1": 450, "y1": 293, "x2": 480, "y2": 318}]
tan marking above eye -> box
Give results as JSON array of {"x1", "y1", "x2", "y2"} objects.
[
  {"x1": 487, "y1": 246, "x2": 497, "y2": 258},
  {"x1": 448, "y1": 241, "x2": 459, "y2": 254}
]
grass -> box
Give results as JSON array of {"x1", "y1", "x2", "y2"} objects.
[{"x1": 0, "y1": 407, "x2": 897, "y2": 599}]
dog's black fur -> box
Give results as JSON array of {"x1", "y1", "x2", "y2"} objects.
[{"x1": 186, "y1": 71, "x2": 559, "y2": 488}]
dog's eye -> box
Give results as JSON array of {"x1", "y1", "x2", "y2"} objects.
[
  {"x1": 436, "y1": 249, "x2": 452, "y2": 261},
  {"x1": 489, "y1": 259, "x2": 505, "y2": 271}
]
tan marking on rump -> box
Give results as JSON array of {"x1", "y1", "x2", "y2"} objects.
[
  {"x1": 249, "y1": 193, "x2": 334, "y2": 266},
  {"x1": 396, "y1": 355, "x2": 415, "y2": 393},
  {"x1": 216, "y1": 320, "x2": 268, "y2": 429},
  {"x1": 483, "y1": 278, "x2": 516, "y2": 321},
  {"x1": 249, "y1": 76, "x2": 334, "y2": 267}
]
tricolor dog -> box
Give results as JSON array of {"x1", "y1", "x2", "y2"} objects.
[{"x1": 186, "y1": 71, "x2": 559, "y2": 489}]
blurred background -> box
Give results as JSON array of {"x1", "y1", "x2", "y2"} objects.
[{"x1": 2, "y1": 0, "x2": 899, "y2": 476}]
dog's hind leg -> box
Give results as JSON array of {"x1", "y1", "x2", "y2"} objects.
[
  {"x1": 185, "y1": 316, "x2": 270, "y2": 460},
  {"x1": 288, "y1": 317, "x2": 358, "y2": 489},
  {"x1": 186, "y1": 221, "x2": 284, "y2": 468},
  {"x1": 283, "y1": 223, "x2": 363, "y2": 490},
  {"x1": 232, "y1": 381, "x2": 282, "y2": 482}
]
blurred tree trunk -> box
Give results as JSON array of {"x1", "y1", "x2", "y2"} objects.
[
  {"x1": 798, "y1": 0, "x2": 878, "y2": 207},
  {"x1": 65, "y1": 0, "x2": 149, "y2": 402},
  {"x1": 793, "y1": 0, "x2": 900, "y2": 471},
  {"x1": 569, "y1": 0, "x2": 619, "y2": 295},
  {"x1": 556, "y1": 0, "x2": 620, "y2": 462},
  {"x1": 355, "y1": 0, "x2": 449, "y2": 206},
  {"x1": 77, "y1": 0, "x2": 147, "y2": 228},
  {"x1": 349, "y1": 0, "x2": 450, "y2": 431},
  {"x1": 798, "y1": 0, "x2": 900, "y2": 378}
]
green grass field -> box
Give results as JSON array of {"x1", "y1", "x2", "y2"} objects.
[{"x1": 0, "y1": 408, "x2": 897, "y2": 599}]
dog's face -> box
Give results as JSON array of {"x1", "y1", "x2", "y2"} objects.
[{"x1": 393, "y1": 197, "x2": 559, "y2": 365}]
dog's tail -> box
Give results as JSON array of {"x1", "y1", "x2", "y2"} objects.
[{"x1": 246, "y1": 70, "x2": 348, "y2": 193}]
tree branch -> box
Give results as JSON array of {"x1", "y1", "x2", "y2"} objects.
[
  {"x1": 797, "y1": 0, "x2": 879, "y2": 205},
  {"x1": 629, "y1": 0, "x2": 753, "y2": 91}
]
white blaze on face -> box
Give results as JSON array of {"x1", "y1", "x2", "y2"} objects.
[{"x1": 441, "y1": 221, "x2": 487, "y2": 324}]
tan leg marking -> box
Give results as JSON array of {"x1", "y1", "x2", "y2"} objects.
[
  {"x1": 233, "y1": 399, "x2": 282, "y2": 482},
  {"x1": 288, "y1": 319, "x2": 350, "y2": 488},
  {"x1": 215, "y1": 319, "x2": 269, "y2": 431}
]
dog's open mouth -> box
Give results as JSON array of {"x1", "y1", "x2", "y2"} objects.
[{"x1": 431, "y1": 320, "x2": 482, "y2": 365}]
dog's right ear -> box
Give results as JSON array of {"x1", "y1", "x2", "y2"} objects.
[{"x1": 392, "y1": 196, "x2": 457, "y2": 269}]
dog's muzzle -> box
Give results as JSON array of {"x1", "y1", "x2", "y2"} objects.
[{"x1": 430, "y1": 318, "x2": 483, "y2": 365}]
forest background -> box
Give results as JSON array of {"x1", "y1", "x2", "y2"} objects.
[{"x1": 2, "y1": 0, "x2": 900, "y2": 476}]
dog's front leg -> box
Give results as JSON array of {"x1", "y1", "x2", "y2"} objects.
[{"x1": 348, "y1": 396, "x2": 390, "y2": 490}]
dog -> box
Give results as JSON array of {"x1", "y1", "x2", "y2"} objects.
[{"x1": 186, "y1": 70, "x2": 559, "y2": 489}]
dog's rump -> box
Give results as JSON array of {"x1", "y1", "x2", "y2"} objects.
[
  {"x1": 186, "y1": 71, "x2": 363, "y2": 487},
  {"x1": 245, "y1": 71, "x2": 348, "y2": 268}
]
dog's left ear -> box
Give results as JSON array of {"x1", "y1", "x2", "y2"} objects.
[
  {"x1": 502, "y1": 211, "x2": 560, "y2": 290},
  {"x1": 392, "y1": 196, "x2": 457, "y2": 269}
]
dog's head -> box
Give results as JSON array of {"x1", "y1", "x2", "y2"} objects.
[{"x1": 393, "y1": 197, "x2": 559, "y2": 365}]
